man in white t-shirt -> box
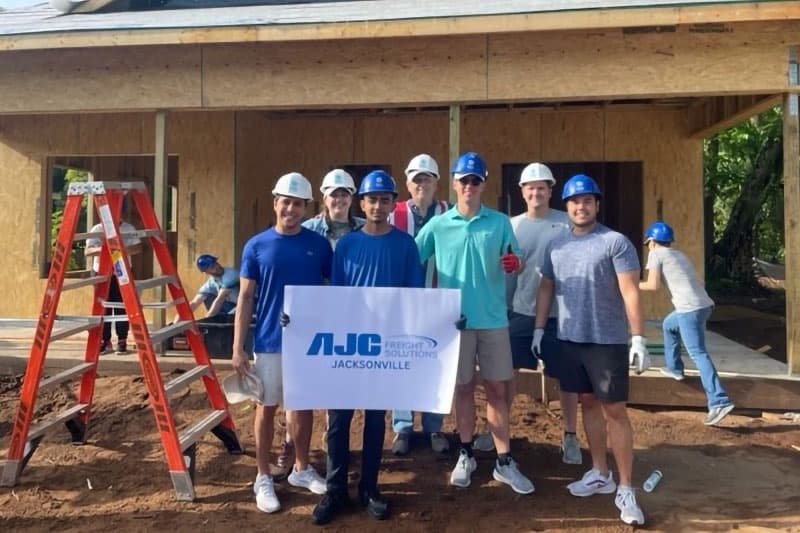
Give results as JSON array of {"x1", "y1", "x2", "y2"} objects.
[
  {"x1": 639, "y1": 221, "x2": 734, "y2": 426},
  {"x1": 506, "y1": 163, "x2": 581, "y2": 464},
  {"x1": 85, "y1": 218, "x2": 142, "y2": 355}
]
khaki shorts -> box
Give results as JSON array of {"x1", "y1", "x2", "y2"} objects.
[
  {"x1": 457, "y1": 328, "x2": 513, "y2": 385},
  {"x1": 253, "y1": 352, "x2": 283, "y2": 407}
]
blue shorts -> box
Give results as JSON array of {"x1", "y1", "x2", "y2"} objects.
[{"x1": 508, "y1": 312, "x2": 558, "y2": 375}]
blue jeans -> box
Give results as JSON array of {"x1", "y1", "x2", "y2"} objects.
[
  {"x1": 392, "y1": 410, "x2": 443, "y2": 434},
  {"x1": 662, "y1": 306, "x2": 731, "y2": 409}
]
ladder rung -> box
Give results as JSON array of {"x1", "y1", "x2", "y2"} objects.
[
  {"x1": 102, "y1": 297, "x2": 185, "y2": 310},
  {"x1": 136, "y1": 275, "x2": 176, "y2": 292},
  {"x1": 63, "y1": 275, "x2": 108, "y2": 291},
  {"x1": 164, "y1": 365, "x2": 210, "y2": 398},
  {"x1": 28, "y1": 404, "x2": 88, "y2": 441},
  {"x1": 74, "y1": 231, "x2": 103, "y2": 241},
  {"x1": 150, "y1": 321, "x2": 193, "y2": 346},
  {"x1": 122, "y1": 229, "x2": 162, "y2": 240},
  {"x1": 179, "y1": 410, "x2": 227, "y2": 452},
  {"x1": 51, "y1": 318, "x2": 102, "y2": 342},
  {"x1": 39, "y1": 362, "x2": 96, "y2": 392}
]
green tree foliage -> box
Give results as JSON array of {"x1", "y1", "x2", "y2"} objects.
[
  {"x1": 705, "y1": 106, "x2": 783, "y2": 288},
  {"x1": 50, "y1": 168, "x2": 89, "y2": 270}
]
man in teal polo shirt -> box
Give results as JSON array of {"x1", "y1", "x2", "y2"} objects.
[{"x1": 416, "y1": 151, "x2": 534, "y2": 495}]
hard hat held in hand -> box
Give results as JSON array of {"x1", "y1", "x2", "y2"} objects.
[
  {"x1": 320, "y1": 169, "x2": 357, "y2": 196},
  {"x1": 405, "y1": 154, "x2": 440, "y2": 181},
  {"x1": 222, "y1": 370, "x2": 264, "y2": 404},
  {"x1": 519, "y1": 163, "x2": 555, "y2": 186},
  {"x1": 272, "y1": 172, "x2": 313, "y2": 201}
]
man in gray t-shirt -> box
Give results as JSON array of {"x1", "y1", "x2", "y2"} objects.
[
  {"x1": 505, "y1": 163, "x2": 581, "y2": 465},
  {"x1": 534, "y1": 174, "x2": 648, "y2": 527}
]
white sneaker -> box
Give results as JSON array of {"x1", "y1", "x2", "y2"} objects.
[
  {"x1": 254, "y1": 474, "x2": 281, "y2": 513},
  {"x1": 561, "y1": 433, "x2": 583, "y2": 465},
  {"x1": 567, "y1": 468, "x2": 617, "y2": 497},
  {"x1": 473, "y1": 431, "x2": 495, "y2": 452},
  {"x1": 449, "y1": 449, "x2": 477, "y2": 488},
  {"x1": 493, "y1": 458, "x2": 535, "y2": 495},
  {"x1": 615, "y1": 486, "x2": 645, "y2": 526},
  {"x1": 287, "y1": 464, "x2": 327, "y2": 495}
]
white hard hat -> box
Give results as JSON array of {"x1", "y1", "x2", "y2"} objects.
[
  {"x1": 320, "y1": 169, "x2": 356, "y2": 196},
  {"x1": 519, "y1": 163, "x2": 555, "y2": 186},
  {"x1": 405, "y1": 154, "x2": 440, "y2": 181},
  {"x1": 221, "y1": 370, "x2": 264, "y2": 404},
  {"x1": 272, "y1": 172, "x2": 313, "y2": 201}
]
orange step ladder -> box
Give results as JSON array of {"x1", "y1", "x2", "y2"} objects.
[{"x1": 1, "y1": 181, "x2": 242, "y2": 501}]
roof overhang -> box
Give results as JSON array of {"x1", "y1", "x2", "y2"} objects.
[{"x1": 0, "y1": 1, "x2": 799, "y2": 51}]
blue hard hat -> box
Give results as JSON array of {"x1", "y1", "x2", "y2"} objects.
[
  {"x1": 196, "y1": 254, "x2": 218, "y2": 271},
  {"x1": 561, "y1": 174, "x2": 602, "y2": 201},
  {"x1": 451, "y1": 151, "x2": 488, "y2": 180},
  {"x1": 359, "y1": 170, "x2": 398, "y2": 197},
  {"x1": 644, "y1": 221, "x2": 675, "y2": 243}
]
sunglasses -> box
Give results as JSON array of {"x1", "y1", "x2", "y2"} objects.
[{"x1": 458, "y1": 176, "x2": 484, "y2": 187}]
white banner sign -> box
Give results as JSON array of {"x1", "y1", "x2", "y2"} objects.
[{"x1": 282, "y1": 285, "x2": 461, "y2": 412}]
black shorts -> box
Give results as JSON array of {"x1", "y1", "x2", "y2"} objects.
[
  {"x1": 557, "y1": 340, "x2": 629, "y2": 402},
  {"x1": 508, "y1": 312, "x2": 558, "y2": 375}
]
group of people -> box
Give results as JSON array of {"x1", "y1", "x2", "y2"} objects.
[{"x1": 219, "y1": 151, "x2": 734, "y2": 527}]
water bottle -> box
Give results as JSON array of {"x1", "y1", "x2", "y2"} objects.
[{"x1": 643, "y1": 469, "x2": 663, "y2": 492}]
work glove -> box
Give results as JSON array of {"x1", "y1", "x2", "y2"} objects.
[
  {"x1": 531, "y1": 328, "x2": 545, "y2": 357},
  {"x1": 629, "y1": 335, "x2": 650, "y2": 375},
  {"x1": 455, "y1": 314, "x2": 467, "y2": 330},
  {"x1": 500, "y1": 245, "x2": 521, "y2": 273},
  {"x1": 279, "y1": 311, "x2": 290, "y2": 327}
]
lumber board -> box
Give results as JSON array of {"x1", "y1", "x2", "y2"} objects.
[
  {"x1": 1, "y1": 2, "x2": 800, "y2": 51},
  {"x1": 784, "y1": 52, "x2": 800, "y2": 376}
]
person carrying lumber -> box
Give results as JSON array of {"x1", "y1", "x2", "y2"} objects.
[{"x1": 639, "y1": 221, "x2": 735, "y2": 426}]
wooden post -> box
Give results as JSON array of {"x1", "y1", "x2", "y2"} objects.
[
  {"x1": 448, "y1": 104, "x2": 461, "y2": 205},
  {"x1": 153, "y1": 111, "x2": 168, "y2": 350},
  {"x1": 784, "y1": 48, "x2": 800, "y2": 376}
]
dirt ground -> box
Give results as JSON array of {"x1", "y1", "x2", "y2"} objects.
[{"x1": 1, "y1": 373, "x2": 799, "y2": 532}]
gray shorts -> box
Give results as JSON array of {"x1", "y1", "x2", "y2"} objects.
[
  {"x1": 252, "y1": 352, "x2": 283, "y2": 406},
  {"x1": 457, "y1": 328, "x2": 513, "y2": 385}
]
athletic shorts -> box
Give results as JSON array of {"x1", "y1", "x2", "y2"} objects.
[
  {"x1": 253, "y1": 352, "x2": 283, "y2": 407},
  {"x1": 508, "y1": 312, "x2": 559, "y2": 374},
  {"x1": 457, "y1": 328, "x2": 513, "y2": 385},
  {"x1": 557, "y1": 340, "x2": 629, "y2": 402}
]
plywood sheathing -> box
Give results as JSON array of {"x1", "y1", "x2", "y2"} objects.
[
  {"x1": 0, "y1": 23, "x2": 797, "y2": 114},
  {"x1": 0, "y1": 111, "x2": 234, "y2": 317}
]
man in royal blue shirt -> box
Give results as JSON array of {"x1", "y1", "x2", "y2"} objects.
[
  {"x1": 312, "y1": 170, "x2": 423, "y2": 526},
  {"x1": 233, "y1": 172, "x2": 333, "y2": 515}
]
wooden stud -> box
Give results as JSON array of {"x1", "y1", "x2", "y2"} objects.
[
  {"x1": 448, "y1": 104, "x2": 461, "y2": 204},
  {"x1": 784, "y1": 48, "x2": 800, "y2": 376},
  {"x1": 689, "y1": 94, "x2": 782, "y2": 139},
  {"x1": 152, "y1": 111, "x2": 168, "y2": 346}
]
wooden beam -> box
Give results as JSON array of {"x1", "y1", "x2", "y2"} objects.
[
  {"x1": 785, "y1": 49, "x2": 800, "y2": 376},
  {"x1": 517, "y1": 370, "x2": 800, "y2": 410},
  {"x1": 1, "y1": 2, "x2": 800, "y2": 51},
  {"x1": 448, "y1": 104, "x2": 461, "y2": 204},
  {"x1": 689, "y1": 94, "x2": 782, "y2": 139},
  {"x1": 152, "y1": 111, "x2": 168, "y2": 351}
]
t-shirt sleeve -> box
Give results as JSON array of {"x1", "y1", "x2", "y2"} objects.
[
  {"x1": 501, "y1": 216, "x2": 521, "y2": 256},
  {"x1": 610, "y1": 235, "x2": 641, "y2": 273},
  {"x1": 86, "y1": 223, "x2": 103, "y2": 249},
  {"x1": 404, "y1": 235, "x2": 425, "y2": 288},
  {"x1": 540, "y1": 240, "x2": 555, "y2": 279},
  {"x1": 220, "y1": 268, "x2": 240, "y2": 289},
  {"x1": 239, "y1": 240, "x2": 259, "y2": 281},
  {"x1": 415, "y1": 220, "x2": 435, "y2": 263},
  {"x1": 197, "y1": 278, "x2": 217, "y2": 295},
  {"x1": 644, "y1": 249, "x2": 662, "y2": 271}
]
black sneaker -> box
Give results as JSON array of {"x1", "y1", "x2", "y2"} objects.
[
  {"x1": 359, "y1": 490, "x2": 390, "y2": 521},
  {"x1": 312, "y1": 492, "x2": 348, "y2": 526},
  {"x1": 115, "y1": 341, "x2": 128, "y2": 355},
  {"x1": 99, "y1": 340, "x2": 113, "y2": 355}
]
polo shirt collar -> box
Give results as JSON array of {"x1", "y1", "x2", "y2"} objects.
[{"x1": 447, "y1": 204, "x2": 489, "y2": 220}]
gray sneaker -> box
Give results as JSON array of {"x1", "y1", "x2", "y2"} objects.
[
  {"x1": 660, "y1": 367, "x2": 685, "y2": 381},
  {"x1": 704, "y1": 404, "x2": 735, "y2": 426},
  {"x1": 493, "y1": 458, "x2": 535, "y2": 494},
  {"x1": 392, "y1": 432, "x2": 410, "y2": 456},
  {"x1": 449, "y1": 449, "x2": 477, "y2": 488},
  {"x1": 561, "y1": 433, "x2": 583, "y2": 465},
  {"x1": 473, "y1": 431, "x2": 495, "y2": 452}
]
